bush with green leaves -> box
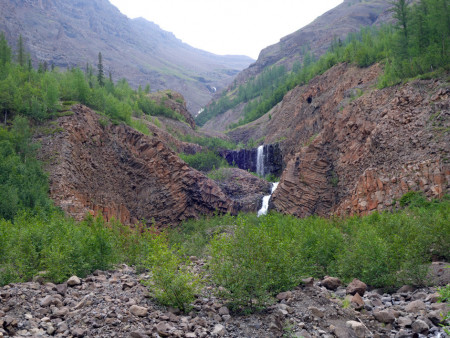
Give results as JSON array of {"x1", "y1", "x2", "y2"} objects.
[
  {"x1": 143, "y1": 231, "x2": 200, "y2": 313},
  {"x1": 438, "y1": 283, "x2": 450, "y2": 334},
  {"x1": 179, "y1": 150, "x2": 229, "y2": 172},
  {"x1": 207, "y1": 213, "x2": 343, "y2": 312},
  {"x1": 0, "y1": 117, "x2": 52, "y2": 220},
  {"x1": 0, "y1": 211, "x2": 156, "y2": 285}
]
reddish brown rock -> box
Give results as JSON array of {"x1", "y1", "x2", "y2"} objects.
[
  {"x1": 322, "y1": 277, "x2": 341, "y2": 291},
  {"x1": 234, "y1": 63, "x2": 450, "y2": 217},
  {"x1": 37, "y1": 105, "x2": 234, "y2": 226},
  {"x1": 346, "y1": 279, "x2": 367, "y2": 296},
  {"x1": 212, "y1": 168, "x2": 272, "y2": 213},
  {"x1": 148, "y1": 90, "x2": 196, "y2": 130}
]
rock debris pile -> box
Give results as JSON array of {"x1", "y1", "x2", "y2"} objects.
[{"x1": 1, "y1": 262, "x2": 448, "y2": 337}]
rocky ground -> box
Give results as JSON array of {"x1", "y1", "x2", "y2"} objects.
[{"x1": 1, "y1": 262, "x2": 448, "y2": 338}]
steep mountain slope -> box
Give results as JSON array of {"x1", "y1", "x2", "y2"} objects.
[
  {"x1": 227, "y1": 63, "x2": 449, "y2": 217},
  {"x1": 235, "y1": 0, "x2": 391, "y2": 84},
  {"x1": 0, "y1": 0, "x2": 253, "y2": 113},
  {"x1": 200, "y1": 0, "x2": 392, "y2": 130}
]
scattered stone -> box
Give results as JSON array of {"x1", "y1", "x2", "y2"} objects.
[
  {"x1": 276, "y1": 291, "x2": 292, "y2": 300},
  {"x1": 395, "y1": 329, "x2": 411, "y2": 338},
  {"x1": 346, "y1": 320, "x2": 366, "y2": 338},
  {"x1": 351, "y1": 293, "x2": 365, "y2": 308},
  {"x1": 218, "y1": 306, "x2": 229, "y2": 315},
  {"x1": 212, "y1": 324, "x2": 226, "y2": 336},
  {"x1": 71, "y1": 327, "x2": 86, "y2": 337},
  {"x1": 397, "y1": 285, "x2": 415, "y2": 293},
  {"x1": 129, "y1": 305, "x2": 148, "y2": 317},
  {"x1": 373, "y1": 310, "x2": 395, "y2": 324},
  {"x1": 397, "y1": 316, "x2": 412, "y2": 327},
  {"x1": 322, "y1": 276, "x2": 341, "y2": 290},
  {"x1": 308, "y1": 306, "x2": 325, "y2": 318},
  {"x1": 302, "y1": 277, "x2": 314, "y2": 287},
  {"x1": 346, "y1": 279, "x2": 367, "y2": 296},
  {"x1": 67, "y1": 275, "x2": 81, "y2": 286},
  {"x1": 155, "y1": 321, "x2": 174, "y2": 337},
  {"x1": 411, "y1": 319, "x2": 429, "y2": 334},
  {"x1": 405, "y1": 299, "x2": 426, "y2": 313}
]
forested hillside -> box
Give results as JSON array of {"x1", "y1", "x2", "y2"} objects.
[{"x1": 199, "y1": 0, "x2": 449, "y2": 130}]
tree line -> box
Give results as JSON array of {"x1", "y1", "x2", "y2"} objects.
[
  {"x1": 0, "y1": 33, "x2": 186, "y2": 125},
  {"x1": 197, "y1": 0, "x2": 449, "y2": 130}
]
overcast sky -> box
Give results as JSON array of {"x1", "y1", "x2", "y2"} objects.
[{"x1": 109, "y1": 0, "x2": 343, "y2": 59}]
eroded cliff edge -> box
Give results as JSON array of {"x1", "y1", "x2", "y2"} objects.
[
  {"x1": 228, "y1": 63, "x2": 449, "y2": 217},
  {"x1": 37, "y1": 105, "x2": 234, "y2": 225}
]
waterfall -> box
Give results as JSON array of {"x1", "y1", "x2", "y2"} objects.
[
  {"x1": 257, "y1": 182, "x2": 279, "y2": 217},
  {"x1": 256, "y1": 145, "x2": 264, "y2": 177}
]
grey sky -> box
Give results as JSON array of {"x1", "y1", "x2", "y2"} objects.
[{"x1": 109, "y1": 0, "x2": 343, "y2": 59}]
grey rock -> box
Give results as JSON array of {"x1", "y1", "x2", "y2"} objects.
[
  {"x1": 322, "y1": 277, "x2": 341, "y2": 291},
  {"x1": 308, "y1": 306, "x2": 325, "y2": 318},
  {"x1": 212, "y1": 324, "x2": 226, "y2": 336},
  {"x1": 373, "y1": 310, "x2": 395, "y2": 323},
  {"x1": 411, "y1": 319, "x2": 429, "y2": 334},
  {"x1": 397, "y1": 316, "x2": 412, "y2": 327},
  {"x1": 67, "y1": 276, "x2": 81, "y2": 287},
  {"x1": 346, "y1": 320, "x2": 366, "y2": 337},
  {"x1": 218, "y1": 306, "x2": 229, "y2": 316},
  {"x1": 276, "y1": 291, "x2": 292, "y2": 300},
  {"x1": 405, "y1": 300, "x2": 426, "y2": 313},
  {"x1": 71, "y1": 327, "x2": 86, "y2": 337},
  {"x1": 155, "y1": 321, "x2": 174, "y2": 337},
  {"x1": 395, "y1": 329, "x2": 411, "y2": 338},
  {"x1": 129, "y1": 305, "x2": 148, "y2": 317}
]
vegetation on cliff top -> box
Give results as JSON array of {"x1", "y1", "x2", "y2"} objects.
[
  {"x1": 196, "y1": 0, "x2": 449, "y2": 129},
  {"x1": 0, "y1": 32, "x2": 186, "y2": 126}
]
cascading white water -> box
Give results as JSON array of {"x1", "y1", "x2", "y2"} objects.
[
  {"x1": 256, "y1": 145, "x2": 264, "y2": 177},
  {"x1": 257, "y1": 182, "x2": 279, "y2": 217}
]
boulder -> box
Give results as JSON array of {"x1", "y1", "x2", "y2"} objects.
[
  {"x1": 129, "y1": 305, "x2": 148, "y2": 317},
  {"x1": 67, "y1": 276, "x2": 81, "y2": 287},
  {"x1": 346, "y1": 279, "x2": 367, "y2": 296},
  {"x1": 322, "y1": 277, "x2": 341, "y2": 290},
  {"x1": 411, "y1": 319, "x2": 429, "y2": 334},
  {"x1": 373, "y1": 310, "x2": 395, "y2": 324},
  {"x1": 405, "y1": 300, "x2": 426, "y2": 313}
]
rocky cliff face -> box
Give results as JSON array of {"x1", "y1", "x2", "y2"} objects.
[
  {"x1": 227, "y1": 63, "x2": 449, "y2": 217},
  {"x1": 147, "y1": 90, "x2": 196, "y2": 130},
  {"x1": 0, "y1": 0, "x2": 253, "y2": 113},
  {"x1": 37, "y1": 105, "x2": 235, "y2": 225},
  {"x1": 223, "y1": 143, "x2": 283, "y2": 177},
  {"x1": 211, "y1": 168, "x2": 272, "y2": 213}
]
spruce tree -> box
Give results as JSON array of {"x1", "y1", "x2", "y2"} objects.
[
  {"x1": 0, "y1": 32, "x2": 11, "y2": 65},
  {"x1": 97, "y1": 52, "x2": 104, "y2": 87},
  {"x1": 17, "y1": 34, "x2": 25, "y2": 66}
]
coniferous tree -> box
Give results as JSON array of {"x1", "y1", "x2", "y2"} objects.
[
  {"x1": 0, "y1": 32, "x2": 11, "y2": 65},
  {"x1": 17, "y1": 34, "x2": 25, "y2": 66},
  {"x1": 97, "y1": 52, "x2": 104, "y2": 87}
]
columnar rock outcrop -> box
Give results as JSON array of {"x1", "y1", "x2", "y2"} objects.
[
  {"x1": 232, "y1": 63, "x2": 449, "y2": 217},
  {"x1": 37, "y1": 105, "x2": 234, "y2": 225},
  {"x1": 224, "y1": 143, "x2": 283, "y2": 177}
]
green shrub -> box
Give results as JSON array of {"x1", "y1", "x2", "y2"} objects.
[
  {"x1": 179, "y1": 150, "x2": 229, "y2": 172},
  {"x1": 143, "y1": 231, "x2": 200, "y2": 312},
  {"x1": 207, "y1": 214, "x2": 343, "y2": 312},
  {"x1": 130, "y1": 119, "x2": 151, "y2": 136},
  {"x1": 0, "y1": 211, "x2": 155, "y2": 285},
  {"x1": 168, "y1": 213, "x2": 236, "y2": 257}
]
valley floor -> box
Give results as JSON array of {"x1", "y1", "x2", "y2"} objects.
[{"x1": 1, "y1": 263, "x2": 448, "y2": 338}]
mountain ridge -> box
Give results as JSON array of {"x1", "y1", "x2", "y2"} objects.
[{"x1": 0, "y1": 0, "x2": 253, "y2": 114}]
